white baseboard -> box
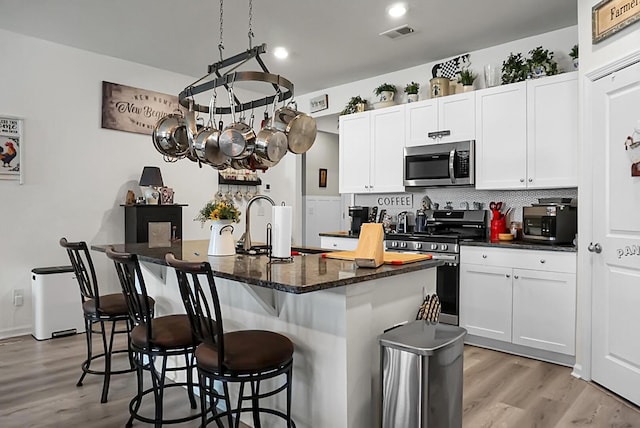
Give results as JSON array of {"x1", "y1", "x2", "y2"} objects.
[{"x1": 0, "y1": 325, "x2": 32, "y2": 341}]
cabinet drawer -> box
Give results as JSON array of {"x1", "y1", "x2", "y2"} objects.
[
  {"x1": 460, "y1": 246, "x2": 576, "y2": 273},
  {"x1": 320, "y1": 237, "x2": 359, "y2": 251}
]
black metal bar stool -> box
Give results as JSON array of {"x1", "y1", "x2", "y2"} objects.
[
  {"x1": 59, "y1": 237, "x2": 138, "y2": 403},
  {"x1": 166, "y1": 253, "x2": 296, "y2": 428},
  {"x1": 106, "y1": 247, "x2": 205, "y2": 427}
]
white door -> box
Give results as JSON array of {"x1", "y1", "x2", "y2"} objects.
[
  {"x1": 339, "y1": 112, "x2": 370, "y2": 193},
  {"x1": 439, "y1": 91, "x2": 475, "y2": 143},
  {"x1": 405, "y1": 99, "x2": 438, "y2": 147},
  {"x1": 370, "y1": 105, "x2": 405, "y2": 193},
  {"x1": 591, "y1": 61, "x2": 640, "y2": 406}
]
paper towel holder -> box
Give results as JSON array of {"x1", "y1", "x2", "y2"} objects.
[{"x1": 266, "y1": 223, "x2": 293, "y2": 263}]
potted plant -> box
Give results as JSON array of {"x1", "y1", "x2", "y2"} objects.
[
  {"x1": 340, "y1": 95, "x2": 367, "y2": 115},
  {"x1": 526, "y1": 46, "x2": 559, "y2": 79},
  {"x1": 457, "y1": 69, "x2": 477, "y2": 91},
  {"x1": 373, "y1": 83, "x2": 397, "y2": 103},
  {"x1": 195, "y1": 200, "x2": 241, "y2": 226},
  {"x1": 569, "y1": 44, "x2": 579, "y2": 69},
  {"x1": 501, "y1": 52, "x2": 528, "y2": 84},
  {"x1": 404, "y1": 81, "x2": 420, "y2": 102}
]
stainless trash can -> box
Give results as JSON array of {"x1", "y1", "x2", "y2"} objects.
[{"x1": 379, "y1": 321, "x2": 466, "y2": 428}]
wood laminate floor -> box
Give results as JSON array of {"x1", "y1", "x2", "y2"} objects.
[{"x1": 1, "y1": 333, "x2": 639, "y2": 427}]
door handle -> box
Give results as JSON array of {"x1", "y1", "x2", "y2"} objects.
[
  {"x1": 588, "y1": 242, "x2": 603, "y2": 253},
  {"x1": 449, "y1": 149, "x2": 456, "y2": 184}
]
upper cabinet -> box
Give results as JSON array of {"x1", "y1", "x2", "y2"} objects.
[
  {"x1": 475, "y1": 72, "x2": 578, "y2": 189},
  {"x1": 339, "y1": 105, "x2": 405, "y2": 194},
  {"x1": 405, "y1": 92, "x2": 475, "y2": 147}
]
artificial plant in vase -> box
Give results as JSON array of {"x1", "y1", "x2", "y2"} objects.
[
  {"x1": 457, "y1": 69, "x2": 477, "y2": 91},
  {"x1": 404, "y1": 81, "x2": 420, "y2": 102},
  {"x1": 526, "y1": 46, "x2": 559, "y2": 79},
  {"x1": 340, "y1": 96, "x2": 367, "y2": 115},
  {"x1": 569, "y1": 44, "x2": 579, "y2": 69},
  {"x1": 374, "y1": 83, "x2": 397, "y2": 103},
  {"x1": 501, "y1": 52, "x2": 528, "y2": 84}
]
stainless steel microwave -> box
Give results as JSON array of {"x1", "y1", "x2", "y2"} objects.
[
  {"x1": 522, "y1": 204, "x2": 577, "y2": 244},
  {"x1": 403, "y1": 140, "x2": 474, "y2": 187}
]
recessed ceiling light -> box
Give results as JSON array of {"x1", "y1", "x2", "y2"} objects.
[
  {"x1": 387, "y1": 3, "x2": 407, "y2": 18},
  {"x1": 273, "y1": 47, "x2": 289, "y2": 59}
]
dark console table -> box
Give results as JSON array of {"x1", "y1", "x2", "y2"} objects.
[{"x1": 122, "y1": 204, "x2": 187, "y2": 244}]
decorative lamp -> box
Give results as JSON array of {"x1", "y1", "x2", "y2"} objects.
[{"x1": 139, "y1": 166, "x2": 164, "y2": 205}]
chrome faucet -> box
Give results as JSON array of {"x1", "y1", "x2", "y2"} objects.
[{"x1": 238, "y1": 194, "x2": 276, "y2": 251}]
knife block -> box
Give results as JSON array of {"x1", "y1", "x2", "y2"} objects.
[{"x1": 354, "y1": 223, "x2": 384, "y2": 268}]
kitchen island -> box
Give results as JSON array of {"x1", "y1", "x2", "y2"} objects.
[{"x1": 93, "y1": 240, "x2": 441, "y2": 428}]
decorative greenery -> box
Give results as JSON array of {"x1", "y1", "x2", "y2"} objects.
[
  {"x1": 195, "y1": 200, "x2": 240, "y2": 225},
  {"x1": 501, "y1": 52, "x2": 528, "y2": 84},
  {"x1": 457, "y1": 69, "x2": 477, "y2": 86},
  {"x1": 340, "y1": 95, "x2": 367, "y2": 115},
  {"x1": 404, "y1": 81, "x2": 420, "y2": 94},
  {"x1": 569, "y1": 44, "x2": 579, "y2": 60},
  {"x1": 526, "y1": 46, "x2": 558, "y2": 78},
  {"x1": 374, "y1": 83, "x2": 397, "y2": 96}
]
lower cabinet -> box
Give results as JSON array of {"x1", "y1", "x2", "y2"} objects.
[
  {"x1": 320, "y1": 236, "x2": 359, "y2": 251},
  {"x1": 460, "y1": 246, "x2": 576, "y2": 356}
]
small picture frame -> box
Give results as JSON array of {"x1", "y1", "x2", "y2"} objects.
[
  {"x1": 319, "y1": 168, "x2": 327, "y2": 188},
  {"x1": 160, "y1": 187, "x2": 174, "y2": 205}
]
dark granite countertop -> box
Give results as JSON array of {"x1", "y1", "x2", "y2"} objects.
[
  {"x1": 319, "y1": 231, "x2": 359, "y2": 238},
  {"x1": 460, "y1": 239, "x2": 577, "y2": 252},
  {"x1": 92, "y1": 240, "x2": 442, "y2": 294}
]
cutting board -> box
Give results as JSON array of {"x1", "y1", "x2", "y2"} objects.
[{"x1": 323, "y1": 251, "x2": 432, "y2": 265}]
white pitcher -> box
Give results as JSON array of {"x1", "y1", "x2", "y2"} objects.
[{"x1": 208, "y1": 222, "x2": 236, "y2": 256}]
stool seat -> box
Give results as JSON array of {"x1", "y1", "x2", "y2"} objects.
[
  {"x1": 131, "y1": 314, "x2": 195, "y2": 349},
  {"x1": 82, "y1": 293, "x2": 142, "y2": 317},
  {"x1": 196, "y1": 330, "x2": 294, "y2": 373}
]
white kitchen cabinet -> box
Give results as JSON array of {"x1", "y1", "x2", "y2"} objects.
[
  {"x1": 475, "y1": 72, "x2": 578, "y2": 190},
  {"x1": 460, "y1": 246, "x2": 576, "y2": 356},
  {"x1": 320, "y1": 236, "x2": 359, "y2": 251},
  {"x1": 339, "y1": 105, "x2": 405, "y2": 193},
  {"x1": 405, "y1": 92, "x2": 475, "y2": 147}
]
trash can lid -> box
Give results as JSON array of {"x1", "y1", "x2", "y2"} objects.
[
  {"x1": 31, "y1": 266, "x2": 75, "y2": 275},
  {"x1": 379, "y1": 320, "x2": 467, "y2": 355}
]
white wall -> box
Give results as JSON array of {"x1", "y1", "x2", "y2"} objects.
[
  {"x1": 296, "y1": 26, "x2": 578, "y2": 119},
  {"x1": 0, "y1": 29, "x2": 301, "y2": 338},
  {"x1": 304, "y1": 131, "x2": 339, "y2": 196}
]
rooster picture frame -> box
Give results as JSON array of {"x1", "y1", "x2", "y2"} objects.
[{"x1": 0, "y1": 116, "x2": 23, "y2": 184}]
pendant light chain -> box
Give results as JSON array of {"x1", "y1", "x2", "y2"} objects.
[
  {"x1": 248, "y1": 0, "x2": 254, "y2": 49},
  {"x1": 218, "y1": 0, "x2": 224, "y2": 61}
]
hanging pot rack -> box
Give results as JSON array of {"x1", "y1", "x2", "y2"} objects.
[{"x1": 178, "y1": 43, "x2": 294, "y2": 115}]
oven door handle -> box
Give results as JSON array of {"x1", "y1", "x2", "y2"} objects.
[{"x1": 449, "y1": 148, "x2": 456, "y2": 184}]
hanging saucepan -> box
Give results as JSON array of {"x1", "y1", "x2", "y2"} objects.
[
  {"x1": 218, "y1": 88, "x2": 256, "y2": 159},
  {"x1": 254, "y1": 101, "x2": 288, "y2": 167},
  {"x1": 271, "y1": 100, "x2": 317, "y2": 154},
  {"x1": 152, "y1": 111, "x2": 190, "y2": 158},
  {"x1": 193, "y1": 93, "x2": 230, "y2": 168}
]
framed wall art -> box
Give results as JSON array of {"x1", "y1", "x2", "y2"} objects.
[{"x1": 0, "y1": 116, "x2": 23, "y2": 184}]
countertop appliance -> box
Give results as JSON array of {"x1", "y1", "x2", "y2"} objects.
[
  {"x1": 348, "y1": 206, "x2": 369, "y2": 236},
  {"x1": 397, "y1": 211, "x2": 414, "y2": 234},
  {"x1": 386, "y1": 209, "x2": 487, "y2": 325},
  {"x1": 404, "y1": 140, "x2": 474, "y2": 187},
  {"x1": 522, "y1": 202, "x2": 577, "y2": 244}
]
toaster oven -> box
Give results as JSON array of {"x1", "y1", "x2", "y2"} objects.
[{"x1": 522, "y1": 204, "x2": 577, "y2": 244}]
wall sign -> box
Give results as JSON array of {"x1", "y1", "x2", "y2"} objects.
[
  {"x1": 309, "y1": 94, "x2": 328, "y2": 113},
  {"x1": 101, "y1": 81, "x2": 181, "y2": 135},
  {"x1": 617, "y1": 244, "x2": 640, "y2": 258},
  {"x1": 592, "y1": 0, "x2": 640, "y2": 44},
  {"x1": 376, "y1": 194, "x2": 414, "y2": 208},
  {"x1": 0, "y1": 116, "x2": 23, "y2": 184}
]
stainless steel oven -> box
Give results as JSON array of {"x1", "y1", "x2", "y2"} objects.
[
  {"x1": 404, "y1": 140, "x2": 474, "y2": 187},
  {"x1": 385, "y1": 210, "x2": 486, "y2": 325}
]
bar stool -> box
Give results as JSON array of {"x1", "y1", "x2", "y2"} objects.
[
  {"x1": 59, "y1": 238, "x2": 137, "y2": 403},
  {"x1": 165, "y1": 253, "x2": 296, "y2": 428},
  {"x1": 106, "y1": 247, "x2": 203, "y2": 427}
]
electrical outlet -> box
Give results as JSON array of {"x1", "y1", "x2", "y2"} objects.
[
  {"x1": 13, "y1": 289, "x2": 24, "y2": 307},
  {"x1": 264, "y1": 183, "x2": 271, "y2": 193}
]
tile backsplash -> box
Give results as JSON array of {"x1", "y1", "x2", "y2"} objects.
[{"x1": 354, "y1": 187, "x2": 578, "y2": 223}]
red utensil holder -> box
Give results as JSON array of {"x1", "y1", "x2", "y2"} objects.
[{"x1": 490, "y1": 218, "x2": 507, "y2": 241}]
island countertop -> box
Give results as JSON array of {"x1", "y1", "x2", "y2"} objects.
[{"x1": 92, "y1": 240, "x2": 442, "y2": 295}]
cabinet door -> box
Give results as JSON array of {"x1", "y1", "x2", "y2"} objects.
[
  {"x1": 526, "y1": 72, "x2": 578, "y2": 188},
  {"x1": 512, "y1": 268, "x2": 576, "y2": 355},
  {"x1": 439, "y1": 92, "x2": 476, "y2": 143},
  {"x1": 460, "y1": 263, "x2": 512, "y2": 342},
  {"x1": 405, "y1": 99, "x2": 438, "y2": 147},
  {"x1": 370, "y1": 105, "x2": 405, "y2": 193},
  {"x1": 475, "y1": 82, "x2": 527, "y2": 189},
  {"x1": 339, "y1": 112, "x2": 370, "y2": 193},
  {"x1": 320, "y1": 236, "x2": 359, "y2": 251}
]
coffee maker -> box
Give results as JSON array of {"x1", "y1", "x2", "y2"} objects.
[{"x1": 348, "y1": 206, "x2": 369, "y2": 235}]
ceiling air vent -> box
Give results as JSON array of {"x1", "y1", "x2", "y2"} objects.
[{"x1": 379, "y1": 24, "x2": 415, "y2": 40}]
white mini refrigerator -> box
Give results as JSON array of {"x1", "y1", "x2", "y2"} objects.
[{"x1": 31, "y1": 266, "x2": 85, "y2": 340}]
